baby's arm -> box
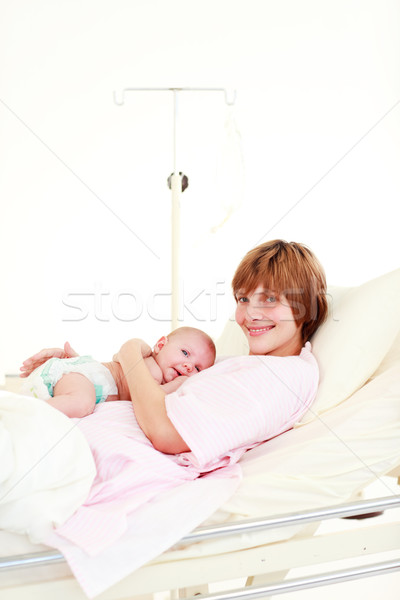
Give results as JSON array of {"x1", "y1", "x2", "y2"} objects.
[
  {"x1": 108, "y1": 354, "x2": 180, "y2": 401},
  {"x1": 106, "y1": 356, "x2": 163, "y2": 400},
  {"x1": 143, "y1": 355, "x2": 163, "y2": 384},
  {"x1": 143, "y1": 357, "x2": 188, "y2": 391},
  {"x1": 161, "y1": 376, "x2": 188, "y2": 394}
]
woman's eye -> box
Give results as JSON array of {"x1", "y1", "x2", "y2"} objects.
[
  {"x1": 266, "y1": 296, "x2": 276, "y2": 303},
  {"x1": 237, "y1": 296, "x2": 248, "y2": 303}
]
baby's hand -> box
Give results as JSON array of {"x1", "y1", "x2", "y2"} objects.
[
  {"x1": 113, "y1": 338, "x2": 152, "y2": 364},
  {"x1": 161, "y1": 376, "x2": 188, "y2": 394},
  {"x1": 20, "y1": 342, "x2": 78, "y2": 377}
]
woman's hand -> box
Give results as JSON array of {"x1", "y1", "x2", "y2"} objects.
[{"x1": 19, "y1": 342, "x2": 78, "y2": 377}]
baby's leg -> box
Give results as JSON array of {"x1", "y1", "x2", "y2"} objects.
[{"x1": 50, "y1": 372, "x2": 96, "y2": 418}]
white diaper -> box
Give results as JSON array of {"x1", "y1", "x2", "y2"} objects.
[{"x1": 22, "y1": 356, "x2": 118, "y2": 404}]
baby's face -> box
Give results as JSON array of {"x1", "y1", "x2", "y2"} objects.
[{"x1": 154, "y1": 333, "x2": 215, "y2": 383}]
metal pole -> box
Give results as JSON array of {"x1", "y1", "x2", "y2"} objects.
[
  {"x1": 171, "y1": 171, "x2": 181, "y2": 329},
  {"x1": 114, "y1": 87, "x2": 235, "y2": 326},
  {"x1": 170, "y1": 89, "x2": 181, "y2": 328},
  {"x1": 183, "y1": 495, "x2": 400, "y2": 542},
  {"x1": 182, "y1": 559, "x2": 400, "y2": 600}
]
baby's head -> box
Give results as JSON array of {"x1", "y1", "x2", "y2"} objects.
[{"x1": 153, "y1": 326, "x2": 216, "y2": 383}]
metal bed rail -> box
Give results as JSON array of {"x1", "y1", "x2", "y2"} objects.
[
  {"x1": 183, "y1": 559, "x2": 400, "y2": 600},
  {"x1": 1, "y1": 495, "x2": 399, "y2": 571}
]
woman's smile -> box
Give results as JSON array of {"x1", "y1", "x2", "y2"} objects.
[{"x1": 246, "y1": 324, "x2": 275, "y2": 336}]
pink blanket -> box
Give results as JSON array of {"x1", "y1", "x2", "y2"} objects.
[
  {"x1": 45, "y1": 401, "x2": 242, "y2": 597},
  {"x1": 45, "y1": 347, "x2": 318, "y2": 597}
]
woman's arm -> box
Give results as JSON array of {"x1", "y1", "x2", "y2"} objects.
[
  {"x1": 20, "y1": 342, "x2": 78, "y2": 377},
  {"x1": 114, "y1": 339, "x2": 190, "y2": 455}
]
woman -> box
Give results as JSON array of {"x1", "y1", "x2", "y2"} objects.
[{"x1": 21, "y1": 240, "x2": 328, "y2": 462}]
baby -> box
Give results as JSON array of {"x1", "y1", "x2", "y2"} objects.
[{"x1": 21, "y1": 326, "x2": 215, "y2": 418}]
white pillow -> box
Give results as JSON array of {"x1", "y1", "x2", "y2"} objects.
[
  {"x1": 372, "y1": 328, "x2": 400, "y2": 378},
  {"x1": 303, "y1": 268, "x2": 400, "y2": 421},
  {"x1": 215, "y1": 318, "x2": 249, "y2": 356}
]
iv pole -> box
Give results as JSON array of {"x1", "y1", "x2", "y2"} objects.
[{"x1": 114, "y1": 87, "x2": 237, "y2": 328}]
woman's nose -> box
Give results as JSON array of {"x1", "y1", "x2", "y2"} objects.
[{"x1": 246, "y1": 301, "x2": 263, "y2": 320}]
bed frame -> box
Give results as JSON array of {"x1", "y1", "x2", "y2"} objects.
[
  {"x1": 1, "y1": 486, "x2": 399, "y2": 600},
  {"x1": 2, "y1": 264, "x2": 399, "y2": 598}
]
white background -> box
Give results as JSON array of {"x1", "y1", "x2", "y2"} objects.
[{"x1": 1, "y1": 0, "x2": 399, "y2": 374}]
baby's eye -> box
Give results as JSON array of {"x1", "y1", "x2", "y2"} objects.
[
  {"x1": 195, "y1": 366, "x2": 200, "y2": 372},
  {"x1": 181, "y1": 349, "x2": 188, "y2": 357}
]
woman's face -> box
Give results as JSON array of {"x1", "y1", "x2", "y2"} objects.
[{"x1": 235, "y1": 287, "x2": 302, "y2": 356}]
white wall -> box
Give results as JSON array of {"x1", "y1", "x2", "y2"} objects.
[{"x1": 1, "y1": 0, "x2": 399, "y2": 374}]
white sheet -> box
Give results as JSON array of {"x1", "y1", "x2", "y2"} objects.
[{"x1": 0, "y1": 391, "x2": 95, "y2": 543}]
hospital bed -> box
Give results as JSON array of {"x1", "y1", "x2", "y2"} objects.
[{"x1": 1, "y1": 267, "x2": 399, "y2": 599}]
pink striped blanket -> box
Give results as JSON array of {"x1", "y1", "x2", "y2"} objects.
[{"x1": 45, "y1": 345, "x2": 318, "y2": 597}]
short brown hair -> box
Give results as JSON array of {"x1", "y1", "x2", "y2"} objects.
[{"x1": 232, "y1": 240, "x2": 328, "y2": 343}]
